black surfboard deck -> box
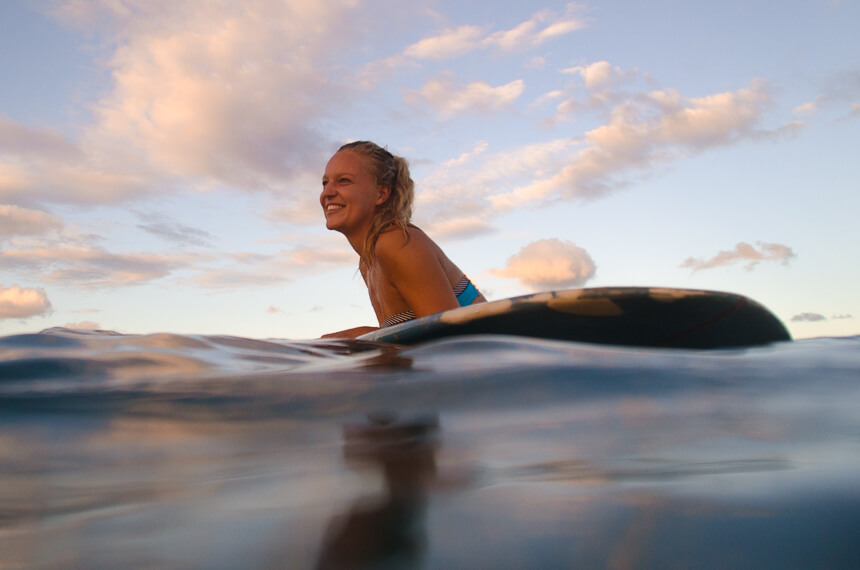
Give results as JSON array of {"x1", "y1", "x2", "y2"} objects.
[{"x1": 358, "y1": 287, "x2": 791, "y2": 349}]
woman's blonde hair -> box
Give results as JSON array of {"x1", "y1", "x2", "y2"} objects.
[{"x1": 337, "y1": 141, "x2": 414, "y2": 264}]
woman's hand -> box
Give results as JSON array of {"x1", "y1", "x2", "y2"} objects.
[{"x1": 320, "y1": 326, "x2": 379, "y2": 339}]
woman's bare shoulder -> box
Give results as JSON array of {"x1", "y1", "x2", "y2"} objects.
[{"x1": 375, "y1": 225, "x2": 434, "y2": 257}]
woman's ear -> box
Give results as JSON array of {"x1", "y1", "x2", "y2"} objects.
[{"x1": 376, "y1": 185, "x2": 391, "y2": 205}]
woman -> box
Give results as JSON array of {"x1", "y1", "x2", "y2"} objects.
[{"x1": 320, "y1": 141, "x2": 485, "y2": 338}]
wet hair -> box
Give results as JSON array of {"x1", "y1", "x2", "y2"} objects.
[{"x1": 337, "y1": 140, "x2": 414, "y2": 264}]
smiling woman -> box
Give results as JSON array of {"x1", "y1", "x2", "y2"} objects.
[{"x1": 320, "y1": 141, "x2": 486, "y2": 338}]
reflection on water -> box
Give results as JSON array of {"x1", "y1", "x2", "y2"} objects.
[
  {"x1": 1, "y1": 329, "x2": 859, "y2": 568},
  {"x1": 318, "y1": 413, "x2": 439, "y2": 569}
]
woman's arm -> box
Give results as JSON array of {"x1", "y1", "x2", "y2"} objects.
[{"x1": 320, "y1": 326, "x2": 379, "y2": 339}]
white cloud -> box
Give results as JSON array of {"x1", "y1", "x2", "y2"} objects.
[
  {"x1": 562, "y1": 61, "x2": 638, "y2": 90},
  {"x1": 190, "y1": 245, "x2": 355, "y2": 289},
  {"x1": 0, "y1": 205, "x2": 64, "y2": 239},
  {"x1": 423, "y1": 216, "x2": 495, "y2": 240},
  {"x1": 534, "y1": 90, "x2": 565, "y2": 106},
  {"x1": 414, "y1": 138, "x2": 579, "y2": 225},
  {"x1": 526, "y1": 56, "x2": 547, "y2": 70},
  {"x1": 404, "y1": 74, "x2": 525, "y2": 118},
  {"x1": 64, "y1": 320, "x2": 101, "y2": 330},
  {"x1": 490, "y1": 81, "x2": 782, "y2": 210},
  {"x1": 410, "y1": 80, "x2": 792, "y2": 237},
  {"x1": 793, "y1": 101, "x2": 819, "y2": 116},
  {"x1": 790, "y1": 312, "x2": 853, "y2": 323},
  {"x1": 680, "y1": 242, "x2": 796, "y2": 272},
  {"x1": 135, "y1": 212, "x2": 214, "y2": 247},
  {"x1": 403, "y1": 25, "x2": 484, "y2": 59},
  {"x1": 0, "y1": 117, "x2": 153, "y2": 205},
  {"x1": 491, "y1": 238, "x2": 596, "y2": 290},
  {"x1": 358, "y1": 54, "x2": 419, "y2": 88},
  {"x1": 442, "y1": 141, "x2": 489, "y2": 167},
  {"x1": 1, "y1": 245, "x2": 195, "y2": 288},
  {"x1": 0, "y1": 118, "x2": 82, "y2": 161},
  {"x1": 0, "y1": 285, "x2": 53, "y2": 320},
  {"x1": 72, "y1": 308, "x2": 102, "y2": 314},
  {"x1": 6, "y1": 0, "x2": 386, "y2": 207},
  {"x1": 484, "y1": 3, "x2": 586, "y2": 51},
  {"x1": 401, "y1": 3, "x2": 586, "y2": 61},
  {"x1": 80, "y1": 1, "x2": 344, "y2": 190},
  {"x1": 791, "y1": 313, "x2": 826, "y2": 323}
]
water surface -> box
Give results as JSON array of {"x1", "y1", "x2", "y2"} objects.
[{"x1": 1, "y1": 329, "x2": 858, "y2": 568}]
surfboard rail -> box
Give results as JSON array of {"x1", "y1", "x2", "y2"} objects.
[{"x1": 358, "y1": 287, "x2": 791, "y2": 349}]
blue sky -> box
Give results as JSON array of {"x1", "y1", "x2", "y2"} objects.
[{"x1": 1, "y1": 0, "x2": 858, "y2": 340}]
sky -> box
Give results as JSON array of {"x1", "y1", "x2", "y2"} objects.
[{"x1": 1, "y1": 0, "x2": 858, "y2": 341}]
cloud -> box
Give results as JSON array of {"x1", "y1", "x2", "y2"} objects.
[
  {"x1": 266, "y1": 306, "x2": 282, "y2": 314},
  {"x1": 791, "y1": 313, "x2": 826, "y2": 323},
  {"x1": 0, "y1": 285, "x2": 53, "y2": 320},
  {"x1": 6, "y1": 0, "x2": 389, "y2": 207},
  {"x1": 821, "y1": 67, "x2": 860, "y2": 102},
  {"x1": 357, "y1": 54, "x2": 420, "y2": 88},
  {"x1": 414, "y1": 138, "x2": 580, "y2": 225},
  {"x1": 1, "y1": 245, "x2": 194, "y2": 288},
  {"x1": 0, "y1": 205, "x2": 64, "y2": 239},
  {"x1": 491, "y1": 238, "x2": 596, "y2": 290},
  {"x1": 0, "y1": 118, "x2": 82, "y2": 161},
  {"x1": 526, "y1": 56, "x2": 547, "y2": 70},
  {"x1": 562, "y1": 61, "x2": 639, "y2": 90},
  {"x1": 1, "y1": 211, "x2": 353, "y2": 292},
  {"x1": 190, "y1": 244, "x2": 355, "y2": 289},
  {"x1": 419, "y1": 138, "x2": 577, "y2": 204},
  {"x1": 423, "y1": 216, "x2": 496, "y2": 240},
  {"x1": 489, "y1": 81, "x2": 786, "y2": 209},
  {"x1": 442, "y1": 141, "x2": 489, "y2": 167},
  {"x1": 403, "y1": 25, "x2": 484, "y2": 60},
  {"x1": 533, "y1": 90, "x2": 565, "y2": 108},
  {"x1": 680, "y1": 241, "x2": 796, "y2": 272},
  {"x1": 0, "y1": 117, "x2": 154, "y2": 206},
  {"x1": 72, "y1": 308, "x2": 102, "y2": 314},
  {"x1": 136, "y1": 212, "x2": 214, "y2": 247},
  {"x1": 792, "y1": 100, "x2": 820, "y2": 116},
  {"x1": 64, "y1": 320, "x2": 101, "y2": 330},
  {"x1": 789, "y1": 67, "x2": 860, "y2": 119},
  {"x1": 401, "y1": 4, "x2": 586, "y2": 60},
  {"x1": 411, "y1": 78, "x2": 795, "y2": 236},
  {"x1": 77, "y1": 0, "x2": 351, "y2": 190},
  {"x1": 483, "y1": 3, "x2": 587, "y2": 51},
  {"x1": 832, "y1": 314, "x2": 854, "y2": 319},
  {"x1": 404, "y1": 74, "x2": 525, "y2": 118}
]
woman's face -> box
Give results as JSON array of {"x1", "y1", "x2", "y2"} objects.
[{"x1": 321, "y1": 151, "x2": 388, "y2": 236}]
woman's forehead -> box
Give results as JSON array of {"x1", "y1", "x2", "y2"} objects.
[{"x1": 324, "y1": 151, "x2": 370, "y2": 177}]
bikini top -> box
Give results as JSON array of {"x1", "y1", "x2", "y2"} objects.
[{"x1": 380, "y1": 275, "x2": 480, "y2": 328}]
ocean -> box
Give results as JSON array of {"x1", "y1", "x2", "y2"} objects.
[{"x1": 1, "y1": 328, "x2": 859, "y2": 569}]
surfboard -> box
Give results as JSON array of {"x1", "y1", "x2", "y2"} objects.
[{"x1": 358, "y1": 287, "x2": 791, "y2": 349}]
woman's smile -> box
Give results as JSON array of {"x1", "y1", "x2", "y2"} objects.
[{"x1": 320, "y1": 151, "x2": 383, "y2": 234}]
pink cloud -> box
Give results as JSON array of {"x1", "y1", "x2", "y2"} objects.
[
  {"x1": 491, "y1": 238, "x2": 596, "y2": 290},
  {"x1": 0, "y1": 285, "x2": 53, "y2": 320},
  {"x1": 681, "y1": 242, "x2": 796, "y2": 272}
]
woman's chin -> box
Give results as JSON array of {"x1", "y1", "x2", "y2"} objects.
[{"x1": 325, "y1": 220, "x2": 347, "y2": 233}]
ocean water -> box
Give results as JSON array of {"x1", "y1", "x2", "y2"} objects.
[{"x1": 1, "y1": 328, "x2": 859, "y2": 569}]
